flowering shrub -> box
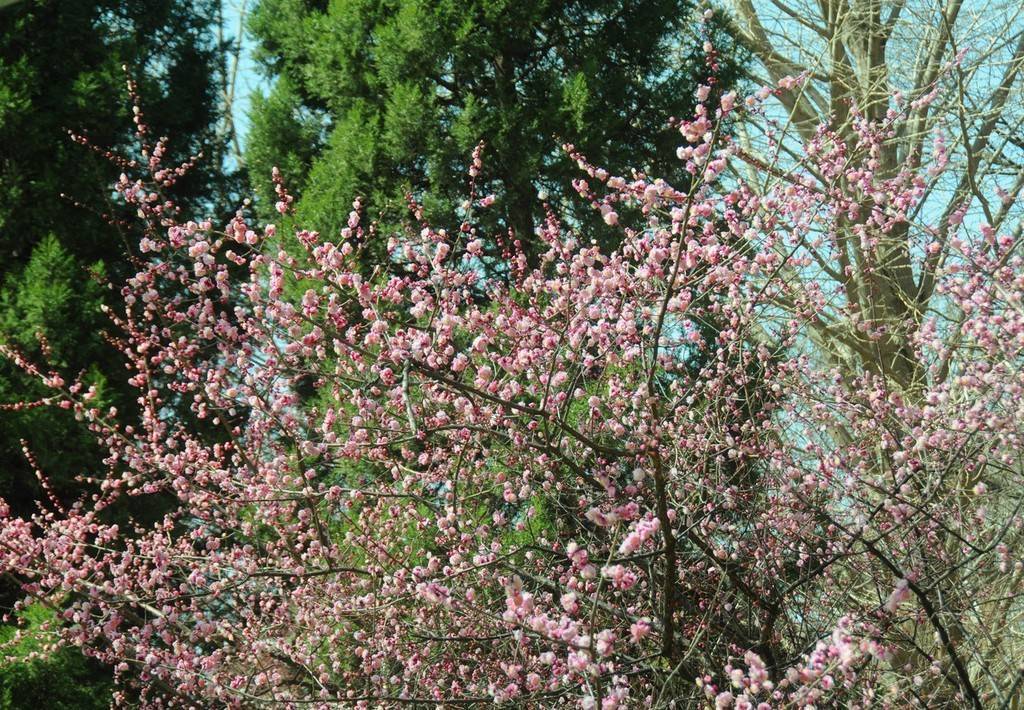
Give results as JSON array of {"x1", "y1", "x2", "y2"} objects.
[{"x1": 2, "y1": 57, "x2": 1023, "y2": 709}]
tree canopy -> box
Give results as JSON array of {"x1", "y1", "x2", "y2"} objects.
[
  {"x1": 0, "y1": 0, "x2": 234, "y2": 515},
  {"x1": 246, "y1": 0, "x2": 743, "y2": 262}
]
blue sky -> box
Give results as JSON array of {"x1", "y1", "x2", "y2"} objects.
[{"x1": 221, "y1": 0, "x2": 266, "y2": 153}]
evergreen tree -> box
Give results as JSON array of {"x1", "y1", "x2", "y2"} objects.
[
  {"x1": 0, "y1": 605, "x2": 112, "y2": 710},
  {"x1": 0, "y1": 236, "x2": 108, "y2": 516},
  {"x1": 246, "y1": 0, "x2": 743, "y2": 262},
  {"x1": 0, "y1": 0, "x2": 235, "y2": 516}
]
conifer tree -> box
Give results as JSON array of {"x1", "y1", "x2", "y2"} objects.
[
  {"x1": 0, "y1": 0, "x2": 235, "y2": 515},
  {"x1": 246, "y1": 0, "x2": 743, "y2": 262}
]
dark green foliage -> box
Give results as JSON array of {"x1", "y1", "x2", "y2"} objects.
[
  {"x1": 0, "y1": 236, "x2": 109, "y2": 517},
  {"x1": 0, "y1": 0, "x2": 233, "y2": 512},
  {"x1": 0, "y1": 606, "x2": 112, "y2": 710},
  {"x1": 0, "y1": 0, "x2": 233, "y2": 269},
  {"x1": 246, "y1": 0, "x2": 744, "y2": 262}
]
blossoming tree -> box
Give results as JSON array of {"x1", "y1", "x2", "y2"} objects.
[{"x1": 2, "y1": 21, "x2": 1024, "y2": 709}]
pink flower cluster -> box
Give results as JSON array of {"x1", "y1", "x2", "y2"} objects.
[{"x1": 1, "y1": 50, "x2": 1021, "y2": 709}]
